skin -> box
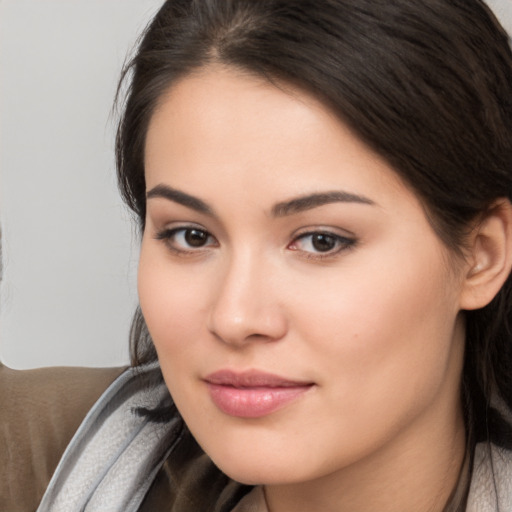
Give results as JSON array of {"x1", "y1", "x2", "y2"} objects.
[{"x1": 139, "y1": 66, "x2": 468, "y2": 511}]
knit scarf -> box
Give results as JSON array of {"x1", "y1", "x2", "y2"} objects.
[{"x1": 36, "y1": 363, "x2": 180, "y2": 512}]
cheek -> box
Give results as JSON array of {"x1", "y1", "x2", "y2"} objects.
[
  {"x1": 137, "y1": 251, "x2": 210, "y2": 420},
  {"x1": 288, "y1": 244, "x2": 461, "y2": 408},
  {"x1": 137, "y1": 246, "x2": 208, "y2": 353}
]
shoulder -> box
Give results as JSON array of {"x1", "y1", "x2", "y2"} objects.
[{"x1": 0, "y1": 363, "x2": 125, "y2": 512}]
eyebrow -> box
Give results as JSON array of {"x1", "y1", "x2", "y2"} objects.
[
  {"x1": 146, "y1": 184, "x2": 375, "y2": 218},
  {"x1": 147, "y1": 184, "x2": 215, "y2": 216},
  {"x1": 272, "y1": 191, "x2": 375, "y2": 217}
]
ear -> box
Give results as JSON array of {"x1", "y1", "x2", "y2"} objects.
[{"x1": 460, "y1": 199, "x2": 512, "y2": 310}]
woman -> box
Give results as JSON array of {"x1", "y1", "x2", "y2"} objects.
[{"x1": 34, "y1": 0, "x2": 512, "y2": 511}]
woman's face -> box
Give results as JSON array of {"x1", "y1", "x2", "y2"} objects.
[{"x1": 139, "y1": 67, "x2": 466, "y2": 486}]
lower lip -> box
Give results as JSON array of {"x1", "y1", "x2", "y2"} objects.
[{"x1": 206, "y1": 383, "x2": 312, "y2": 418}]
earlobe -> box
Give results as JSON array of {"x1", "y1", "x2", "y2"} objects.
[{"x1": 460, "y1": 199, "x2": 512, "y2": 311}]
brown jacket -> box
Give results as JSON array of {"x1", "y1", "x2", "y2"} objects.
[
  {"x1": 0, "y1": 364, "x2": 124, "y2": 511},
  {"x1": 0, "y1": 364, "x2": 248, "y2": 512}
]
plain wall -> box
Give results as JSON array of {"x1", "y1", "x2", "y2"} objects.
[
  {"x1": 0, "y1": 0, "x2": 164, "y2": 368},
  {"x1": 0, "y1": 0, "x2": 511, "y2": 369}
]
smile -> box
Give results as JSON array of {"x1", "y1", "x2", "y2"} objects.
[{"x1": 204, "y1": 370, "x2": 315, "y2": 418}]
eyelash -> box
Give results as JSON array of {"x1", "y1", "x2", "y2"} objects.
[
  {"x1": 154, "y1": 226, "x2": 356, "y2": 259},
  {"x1": 287, "y1": 231, "x2": 356, "y2": 259},
  {"x1": 154, "y1": 226, "x2": 218, "y2": 256}
]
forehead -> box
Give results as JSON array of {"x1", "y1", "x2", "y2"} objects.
[
  {"x1": 146, "y1": 67, "x2": 337, "y2": 161},
  {"x1": 144, "y1": 66, "x2": 413, "y2": 214}
]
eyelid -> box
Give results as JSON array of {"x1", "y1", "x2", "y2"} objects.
[{"x1": 291, "y1": 224, "x2": 356, "y2": 239}]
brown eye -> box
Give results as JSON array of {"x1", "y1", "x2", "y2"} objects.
[
  {"x1": 288, "y1": 230, "x2": 356, "y2": 257},
  {"x1": 311, "y1": 233, "x2": 337, "y2": 252},
  {"x1": 184, "y1": 229, "x2": 209, "y2": 247},
  {"x1": 155, "y1": 226, "x2": 217, "y2": 253}
]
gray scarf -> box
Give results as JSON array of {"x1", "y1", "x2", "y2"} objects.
[{"x1": 36, "y1": 364, "x2": 179, "y2": 512}]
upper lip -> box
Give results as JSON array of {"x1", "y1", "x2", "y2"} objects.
[{"x1": 204, "y1": 369, "x2": 313, "y2": 388}]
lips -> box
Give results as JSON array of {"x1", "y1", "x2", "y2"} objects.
[{"x1": 204, "y1": 370, "x2": 314, "y2": 418}]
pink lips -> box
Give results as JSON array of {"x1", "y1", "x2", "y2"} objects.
[{"x1": 204, "y1": 370, "x2": 314, "y2": 418}]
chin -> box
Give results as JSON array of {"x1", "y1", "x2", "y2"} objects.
[
  {"x1": 205, "y1": 445, "x2": 312, "y2": 486},
  {"x1": 216, "y1": 462, "x2": 297, "y2": 486}
]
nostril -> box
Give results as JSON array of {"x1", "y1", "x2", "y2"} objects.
[{"x1": 207, "y1": 303, "x2": 288, "y2": 347}]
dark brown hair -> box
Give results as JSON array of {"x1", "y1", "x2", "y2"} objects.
[{"x1": 116, "y1": 0, "x2": 512, "y2": 448}]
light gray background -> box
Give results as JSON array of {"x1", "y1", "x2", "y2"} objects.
[
  {"x1": 0, "y1": 0, "x2": 511, "y2": 369},
  {"x1": 0, "y1": 0, "x2": 165, "y2": 368}
]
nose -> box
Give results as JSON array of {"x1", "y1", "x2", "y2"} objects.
[{"x1": 207, "y1": 252, "x2": 288, "y2": 347}]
